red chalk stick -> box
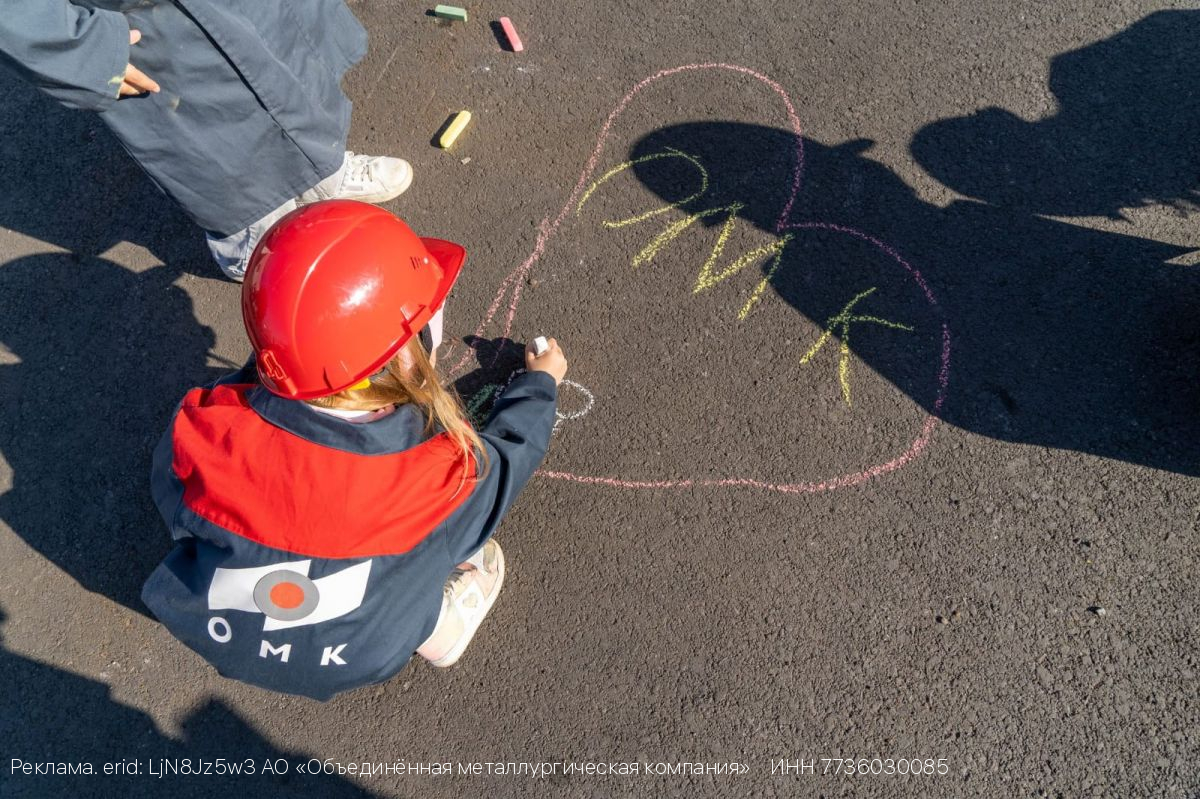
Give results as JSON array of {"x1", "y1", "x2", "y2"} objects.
[{"x1": 499, "y1": 17, "x2": 524, "y2": 52}]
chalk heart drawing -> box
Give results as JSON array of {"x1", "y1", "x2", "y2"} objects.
[{"x1": 446, "y1": 63, "x2": 951, "y2": 494}]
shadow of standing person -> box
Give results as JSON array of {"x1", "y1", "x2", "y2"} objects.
[
  {"x1": 627, "y1": 120, "x2": 1200, "y2": 475},
  {"x1": 911, "y1": 10, "x2": 1200, "y2": 218},
  {"x1": 0, "y1": 59, "x2": 216, "y2": 269},
  {"x1": 0, "y1": 78, "x2": 226, "y2": 614},
  {"x1": 0, "y1": 606, "x2": 380, "y2": 798}
]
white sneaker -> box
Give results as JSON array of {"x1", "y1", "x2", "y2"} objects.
[
  {"x1": 417, "y1": 539, "x2": 506, "y2": 668},
  {"x1": 300, "y1": 151, "x2": 413, "y2": 205}
]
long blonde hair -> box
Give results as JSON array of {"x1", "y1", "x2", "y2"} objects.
[{"x1": 307, "y1": 337, "x2": 488, "y2": 481}]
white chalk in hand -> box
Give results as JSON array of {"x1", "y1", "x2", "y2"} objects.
[{"x1": 533, "y1": 336, "x2": 549, "y2": 356}]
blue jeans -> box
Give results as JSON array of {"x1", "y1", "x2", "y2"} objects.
[{"x1": 205, "y1": 153, "x2": 349, "y2": 280}]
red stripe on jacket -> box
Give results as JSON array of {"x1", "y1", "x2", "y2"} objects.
[{"x1": 171, "y1": 385, "x2": 476, "y2": 559}]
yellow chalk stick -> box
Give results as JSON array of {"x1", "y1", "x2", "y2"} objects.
[{"x1": 439, "y1": 110, "x2": 472, "y2": 148}]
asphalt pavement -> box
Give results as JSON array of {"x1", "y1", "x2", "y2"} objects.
[{"x1": 1, "y1": 1, "x2": 1197, "y2": 797}]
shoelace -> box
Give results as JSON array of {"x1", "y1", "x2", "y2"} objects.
[
  {"x1": 443, "y1": 563, "x2": 476, "y2": 598},
  {"x1": 344, "y1": 153, "x2": 374, "y2": 184}
]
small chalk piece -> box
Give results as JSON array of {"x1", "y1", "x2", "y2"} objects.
[
  {"x1": 438, "y1": 110, "x2": 472, "y2": 149},
  {"x1": 499, "y1": 17, "x2": 524, "y2": 51},
  {"x1": 533, "y1": 336, "x2": 549, "y2": 356},
  {"x1": 433, "y1": 4, "x2": 467, "y2": 21}
]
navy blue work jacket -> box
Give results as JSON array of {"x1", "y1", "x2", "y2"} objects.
[{"x1": 0, "y1": 1, "x2": 366, "y2": 234}]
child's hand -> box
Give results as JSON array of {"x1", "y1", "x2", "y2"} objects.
[{"x1": 526, "y1": 337, "x2": 567, "y2": 385}]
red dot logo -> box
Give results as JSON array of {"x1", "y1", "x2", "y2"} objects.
[
  {"x1": 253, "y1": 570, "x2": 320, "y2": 621},
  {"x1": 269, "y1": 581, "x2": 305, "y2": 610}
]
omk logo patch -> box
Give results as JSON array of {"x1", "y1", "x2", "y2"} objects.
[
  {"x1": 207, "y1": 560, "x2": 371, "y2": 630},
  {"x1": 203, "y1": 560, "x2": 371, "y2": 667}
]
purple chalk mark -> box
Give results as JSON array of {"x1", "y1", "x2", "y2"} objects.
[{"x1": 446, "y1": 63, "x2": 952, "y2": 494}]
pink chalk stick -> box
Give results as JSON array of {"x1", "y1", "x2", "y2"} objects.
[{"x1": 499, "y1": 17, "x2": 524, "y2": 52}]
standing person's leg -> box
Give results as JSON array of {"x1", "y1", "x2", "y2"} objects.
[
  {"x1": 206, "y1": 150, "x2": 417, "y2": 281},
  {"x1": 205, "y1": 198, "x2": 297, "y2": 281},
  {"x1": 98, "y1": 2, "x2": 413, "y2": 279}
]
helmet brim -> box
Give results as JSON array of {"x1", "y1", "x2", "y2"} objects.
[
  {"x1": 336, "y1": 237, "x2": 466, "y2": 393},
  {"x1": 420, "y1": 237, "x2": 467, "y2": 312}
]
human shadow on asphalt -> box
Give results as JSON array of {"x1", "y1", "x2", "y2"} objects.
[
  {"x1": 627, "y1": 114, "x2": 1199, "y2": 473},
  {"x1": 0, "y1": 63, "x2": 217, "y2": 272},
  {"x1": 911, "y1": 9, "x2": 1200, "y2": 219},
  {"x1": 0, "y1": 82, "x2": 226, "y2": 613},
  {"x1": 450, "y1": 335, "x2": 528, "y2": 423},
  {"x1": 0, "y1": 607, "x2": 379, "y2": 798}
]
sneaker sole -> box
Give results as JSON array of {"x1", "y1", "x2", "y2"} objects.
[
  {"x1": 345, "y1": 167, "x2": 414, "y2": 204},
  {"x1": 297, "y1": 167, "x2": 414, "y2": 206},
  {"x1": 428, "y1": 545, "x2": 505, "y2": 668}
]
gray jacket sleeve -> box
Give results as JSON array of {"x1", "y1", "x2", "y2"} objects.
[{"x1": 0, "y1": 1, "x2": 130, "y2": 112}]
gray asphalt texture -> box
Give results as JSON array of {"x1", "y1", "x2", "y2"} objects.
[{"x1": 1, "y1": 1, "x2": 1198, "y2": 797}]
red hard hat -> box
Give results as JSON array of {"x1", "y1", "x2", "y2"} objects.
[{"x1": 241, "y1": 200, "x2": 466, "y2": 399}]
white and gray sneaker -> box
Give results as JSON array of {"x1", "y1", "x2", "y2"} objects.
[
  {"x1": 299, "y1": 151, "x2": 413, "y2": 205},
  {"x1": 208, "y1": 153, "x2": 414, "y2": 281}
]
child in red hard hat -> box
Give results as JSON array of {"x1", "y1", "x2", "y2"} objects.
[{"x1": 142, "y1": 200, "x2": 567, "y2": 700}]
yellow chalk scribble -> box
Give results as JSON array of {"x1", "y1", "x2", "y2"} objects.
[
  {"x1": 581, "y1": 148, "x2": 799, "y2": 322},
  {"x1": 800, "y1": 287, "x2": 914, "y2": 407},
  {"x1": 630, "y1": 200, "x2": 792, "y2": 320},
  {"x1": 738, "y1": 246, "x2": 790, "y2": 321},
  {"x1": 631, "y1": 201, "x2": 743, "y2": 267},
  {"x1": 575, "y1": 147, "x2": 709, "y2": 229},
  {"x1": 698, "y1": 233, "x2": 793, "y2": 320}
]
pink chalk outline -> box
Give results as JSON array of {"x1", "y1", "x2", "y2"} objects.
[{"x1": 447, "y1": 63, "x2": 952, "y2": 493}]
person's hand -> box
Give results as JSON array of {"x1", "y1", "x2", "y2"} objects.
[
  {"x1": 525, "y1": 337, "x2": 567, "y2": 385},
  {"x1": 119, "y1": 29, "x2": 160, "y2": 97}
]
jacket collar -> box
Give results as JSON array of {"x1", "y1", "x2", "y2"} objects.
[{"x1": 247, "y1": 386, "x2": 429, "y2": 456}]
